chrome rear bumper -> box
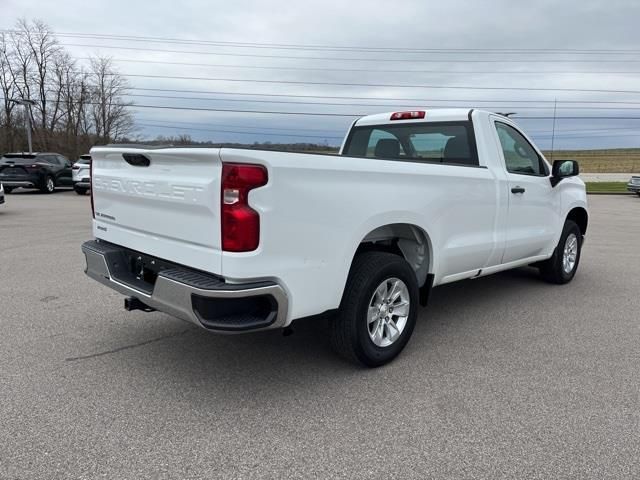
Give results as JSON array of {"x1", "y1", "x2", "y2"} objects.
[{"x1": 82, "y1": 240, "x2": 288, "y2": 332}]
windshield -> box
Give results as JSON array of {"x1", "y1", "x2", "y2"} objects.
[{"x1": 343, "y1": 121, "x2": 478, "y2": 166}]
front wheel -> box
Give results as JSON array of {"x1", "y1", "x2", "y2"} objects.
[
  {"x1": 3, "y1": 186, "x2": 13, "y2": 194},
  {"x1": 329, "y1": 252, "x2": 419, "y2": 367},
  {"x1": 74, "y1": 186, "x2": 88, "y2": 195},
  {"x1": 539, "y1": 220, "x2": 582, "y2": 284}
]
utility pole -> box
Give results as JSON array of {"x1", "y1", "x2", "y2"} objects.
[{"x1": 9, "y1": 98, "x2": 36, "y2": 153}]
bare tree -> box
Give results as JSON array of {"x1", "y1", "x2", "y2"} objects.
[
  {"x1": 56, "y1": 53, "x2": 90, "y2": 157},
  {"x1": 0, "y1": 19, "x2": 136, "y2": 156},
  {"x1": 89, "y1": 56, "x2": 134, "y2": 143},
  {"x1": 9, "y1": 19, "x2": 63, "y2": 149},
  {"x1": 0, "y1": 33, "x2": 19, "y2": 152},
  {"x1": 176, "y1": 134, "x2": 193, "y2": 145}
]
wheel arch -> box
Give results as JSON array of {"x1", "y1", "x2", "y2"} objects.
[
  {"x1": 353, "y1": 223, "x2": 433, "y2": 288},
  {"x1": 566, "y1": 206, "x2": 588, "y2": 236}
]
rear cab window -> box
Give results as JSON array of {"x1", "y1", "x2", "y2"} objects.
[{"x1": 342, "y1": 121, "x2": 479, "y2": 167}]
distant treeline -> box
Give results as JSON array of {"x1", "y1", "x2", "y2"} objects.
[{"x1": 115, "y1": 134, "x2": 341, "y2": 154}]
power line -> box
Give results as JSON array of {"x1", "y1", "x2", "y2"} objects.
[
  {"x1": 125, "y1": 87, "x2": 640, "y2": 105},
  {"x1": 535, "y1": 131, "x2": 640, "y2": 139},
  {"x1": 60, "y1": 42, "x2": 640, "y2": 63},
  {"x1": 138, "y1": 123, "x2": 342, "y2": 139},
  {"x1": 0, "y1": 95, "x2": 359, "y2": 116},
  {"x1": 528, "y1": 126, "x2": 640, "y2": 134},
  {"x1": 91, "y1": 72, "x2": 640, "y2": 95},
  {"x1": 126, "y1": 92, "x2": 537, "y2": 109},
  {"x1": 127, "y1": 103, "x2": 359, "y2": 116},
  {"x1": 123, "y1": 93, "x2": 640, "y2": 111},
  {"x1": 18, "y1": 30, "x2": 640, "y2": 55},
  {"x1": 9, "y1": 95, "x2": 640, "y2": 120},
  {"x1": 136, "y1": 117, "x2": 343, "y2": 133},
  {"x1": 139, "y1": 119, "x2": 640, "y2": 137},
  {"x1": 85, "y1": 57, "x2": 640, "y2": 75}
]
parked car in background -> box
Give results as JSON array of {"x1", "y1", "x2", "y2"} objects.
[
  {"x1": 0, "y1": 182, "x2": 4, "y2": 205},
  {"x1": 627, "y1": 176, "x2": 640, "y2": 196},
  {"x1": 0, "y1": 152, "x2": 73, "y2": 193},
  {"x1": 72, "y1": 154, "x2": 91, "y2": 195}
]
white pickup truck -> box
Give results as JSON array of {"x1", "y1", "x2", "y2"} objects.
[{"x1": 82, "y1": 109, "x2": 588, "y2": 366}]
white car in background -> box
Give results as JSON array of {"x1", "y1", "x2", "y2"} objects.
[{"x1": 72, "y1": 154, "x2": 91, "y2": 195}]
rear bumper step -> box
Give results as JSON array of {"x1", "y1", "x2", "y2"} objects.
[{"x1": 82, "y1": 240, "x2": 288, "y2": 332}]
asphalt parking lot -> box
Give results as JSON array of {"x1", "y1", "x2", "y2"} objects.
[{"x1": 1, "y1": 190, "x2": 639, "y2": 479}]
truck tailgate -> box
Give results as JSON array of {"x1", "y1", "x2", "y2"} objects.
[{"x1": 90, "y1": 147, "x2": 223, "y2": 274}]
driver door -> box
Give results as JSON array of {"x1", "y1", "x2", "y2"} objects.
[{"x1": 493, "y1": 121, "x2": 561, "y2": 264}]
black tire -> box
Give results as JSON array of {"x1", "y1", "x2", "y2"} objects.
[
  {"x1": 3, "y1": 186, "x2": 13, "y2": 194},
  {"x1": 636, "y1": 192, "x2": 640, "y2": 197},
  {"x1": 40, "y1": 175, "x2": 55, "y2": 194},
  {"x1": 329, "y1": 251, "x2": 419, "y2": 367},
  {"x1": 539, "y1": 220, "x2": 582, "y2": 284},
  {"x1": 74, "y1": 186, "x2": 88, "y2": 195}
]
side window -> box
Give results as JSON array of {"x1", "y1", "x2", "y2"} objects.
[
  {"x1": 495, "y1": 122, "x2": 547, "y2": 176},
  {"x1": 42, "y1": 155, "x2": 59, "y2": 165},
  {"x1": 57, "y1": 155, "x2": 70, "y2": 166}
]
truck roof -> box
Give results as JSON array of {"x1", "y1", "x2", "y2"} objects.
[{"x1": 354, "y1": 108, "x2": 475, "y2": 126}]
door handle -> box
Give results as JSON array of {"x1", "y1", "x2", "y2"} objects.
[{"x1": 511, "y1": 186, "x2": 525, "y2": 194}]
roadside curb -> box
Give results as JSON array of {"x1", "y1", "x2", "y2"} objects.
[{"x1": 586, "y1": 192, "x2": 635, "y2": 196}]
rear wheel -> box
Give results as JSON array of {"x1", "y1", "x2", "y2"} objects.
[
  {"x1": 40, "y1": 175, "x2": 55, "y2": 194},
  {"x1": 539, "y1": 220, "x2": 582, "y2": 284},
  {"x1": 3, "y1": 187, "x2": 13, "y2": 194},
  {"x1": 74, "y1": 186, "x2": 88, "y2": 195},
  {"x1": 329, "y1": 251, "x2": 419, "y2": 367},
  {"x1": 636, "y1": 192, "x2": 640, "y2": 197}
]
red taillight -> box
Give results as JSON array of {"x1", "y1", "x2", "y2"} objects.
[
  {"x1": 90, "y1": 159, "x2": 94, "y2": 218},
  {"x1": 390, "y1": 111, "x2": 426, "y2": 121},
  {"x1": 221, "y1": 163, "x2": 268, "y2": 252}
]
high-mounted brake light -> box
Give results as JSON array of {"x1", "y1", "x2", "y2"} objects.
[
  {"x1": 390, "y1": 111, "x2": 426, "y2": 121},
  {"x1": 221, "y1": 163, "x2": 268, "y2": 252}
]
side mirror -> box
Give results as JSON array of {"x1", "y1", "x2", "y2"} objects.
[{"x1": 551, "y1": 160, "x2": 579, "y2": 187}]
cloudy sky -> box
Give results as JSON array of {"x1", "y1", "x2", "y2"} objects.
[{"x1": 3, "y1": 0, "x2": 640, "y2": 149}]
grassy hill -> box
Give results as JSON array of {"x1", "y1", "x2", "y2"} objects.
[{"x1": 543, "y1": 148, "x2": 640, "y2": 173}]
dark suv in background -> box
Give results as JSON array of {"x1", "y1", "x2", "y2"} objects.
[{"x1": 0, "y1": 152, "x2": 73, "y2": 193}]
